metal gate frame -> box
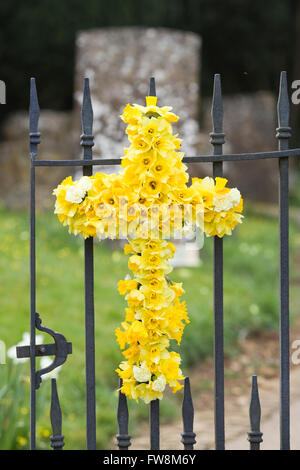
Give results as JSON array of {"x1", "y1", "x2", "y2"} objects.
[{"x1": 17, "y1": 71, "x2": 293, "y2": 450}]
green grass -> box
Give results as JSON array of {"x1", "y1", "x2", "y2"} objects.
[{"x1": 0, "y1": 206, "x2": 299, "y2": 449}]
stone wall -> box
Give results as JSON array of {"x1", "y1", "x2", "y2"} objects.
[{"x1": 0, "y1": 111, "x2": 73, "y2": 209}]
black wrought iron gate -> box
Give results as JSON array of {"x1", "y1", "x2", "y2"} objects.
[{"x1": 17, "y1": 71, "x2": 294, "y2": 450}]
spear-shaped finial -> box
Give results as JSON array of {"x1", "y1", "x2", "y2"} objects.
[
  {"x1": 211, "y1": 74, "x2": 223, "y2": 133},
  {"x1": 80, "y1": 78, "x2": 94, "y2": 172},
  {"x1": 116, "y1": 378, "x2": 131, "y2": 450},
  {"x1": 81, "y1": 78, "x2": 94, "y2": 140},
  {"x1": 149, "y1": 77, "x2": 156, "y2": 97},
  {"x1": 29, "y1": 78, "x2": 40, "y2": 133},
  {"x1": 181, "y1": 377, "x2": 196, "y2": 450},
  {"x1": 276, "y1": 71, "x2": 291, "y2": 140},
  {"x1": 210, "y1": 74, "x2": 225, "y2": 147},
  {"x1": 50, "y1": 379, "x2": 65, "y2": 450},
  {"x1": 248, "y1": 375, "x2": 263, "y2": 450},
  {"x1": 29, "y1": 77, "x2": 40, "y2": 156}
]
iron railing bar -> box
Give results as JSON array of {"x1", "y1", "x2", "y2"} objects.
[
  {"x1": 29, "y1": 77, "x2": 40, "y2": 450},
  {"x1": 150, "y1": 399, "x2": 160, "y2": 450},
  {"x1": 81, "y1": 78, "x2": 97, "y2": 450},
  {"x1": 31, "y1": 148, "x2": 300, "y2": 167},
  {"x1": 211, "y1": 73, "x2": 225, "y2": 450},
  {"x1": 33, "y1": 158, "x2": 121, "y2": 167},
  {"x1": 277, "y1": 71, "x2": 291, "y2": 450},
  {"x1": 30, "y1": 162, "x2": 36, "y2": 449},
  {"x1": 147, "y1": 79, "x2": 160, "y2": 452},
  {"x1": 184, "y1": 150, "x2": 299, "y2": 161}
]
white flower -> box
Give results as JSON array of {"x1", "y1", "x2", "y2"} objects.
[
  {"x1": 7, "y1": 332, "x2": 44, "y2": 364},
  {"x1": 213, "y1": 188, "x2": 241, "y2": 212},
  {"x1": 133, "y1": 362, "x2": 151, "y2": 382},
  {"x1": 65, "y1": 185, "x2": 85, "y2": 204},
  {"x1": 152, "y1": 375, "x2": 166, "y2": 392},
  {"x1": 77, "y1": 176, "x2": 92, "y2": 193},
  {"x1": 213, "y1": 195, "x2": 232, "y2": 212},
  {"x1": 40, "y1": 356, "x2": 62, "y2": 380},
  {"x1": 227, "y1": 188, "x2": 241, "y2": 207}
]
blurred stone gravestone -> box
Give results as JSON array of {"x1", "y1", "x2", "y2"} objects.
[
  {"x1": 202, "y1": 92, "x2": 280, "y2": 202},
  {"x1": 74, "y1": 27, "x2": 202, "y2": 162},
  {"x1": 0, "y1": 111, "x2": 73, "y2": 209},
  {"x1": 74, "y1": 27, "x2": 203, "y2": 266}
]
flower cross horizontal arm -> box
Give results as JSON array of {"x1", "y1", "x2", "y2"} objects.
[{"x1": 53, "y1": 79, "x2": 243, "y2": 403}]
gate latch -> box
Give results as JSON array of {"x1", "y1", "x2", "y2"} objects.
[{"x1": 16, "y1": 312, "x2": 72, "y2": 389}]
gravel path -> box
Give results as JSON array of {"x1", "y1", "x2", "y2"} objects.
[
  {"x1": 110, "y1": 323, "x2": 300, "y2": 450},
  {"x1": 127, "y1": 367, "x2": 300, "y2": 450}
]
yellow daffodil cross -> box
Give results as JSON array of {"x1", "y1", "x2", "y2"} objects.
[{"x1": 53, "y1": 79, "x2": 243, "y2": 403}]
